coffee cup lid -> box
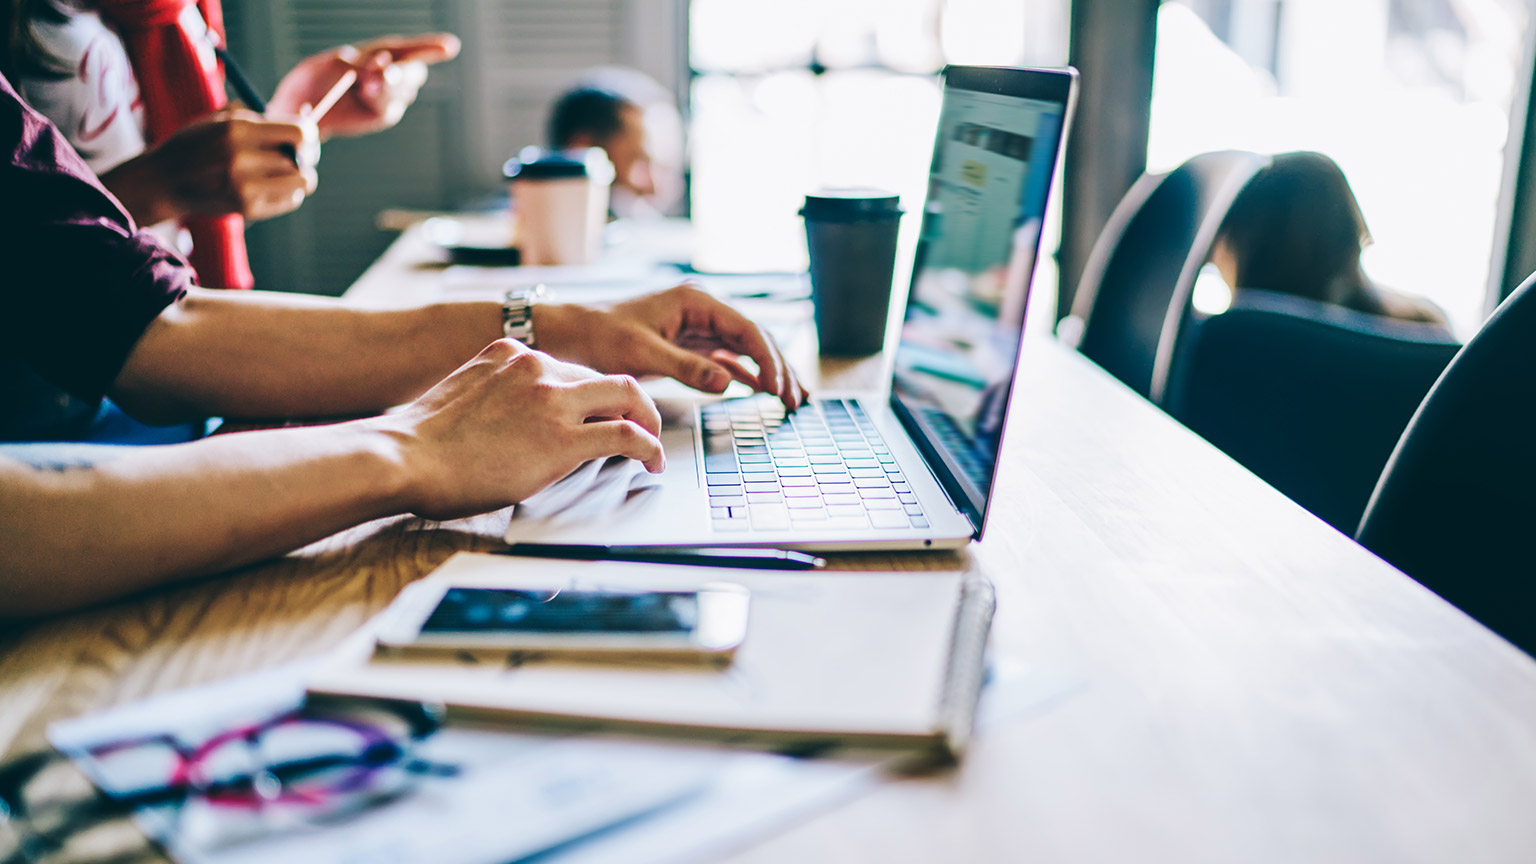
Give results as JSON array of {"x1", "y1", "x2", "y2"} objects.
[
  {"x1": 503, "y1": 146, "x2": 615, "y2": 183},
  {"x1": 800, "y1": 188, "x2": 903, "y2": 221}
]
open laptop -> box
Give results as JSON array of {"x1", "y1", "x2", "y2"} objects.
[{"x1": 506, "y1": 65, "x2": 1078, "y2": 552}]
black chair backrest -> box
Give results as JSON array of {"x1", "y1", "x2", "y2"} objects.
[
  {"x1": 1357, "y1": 275, "x2": 1536, "y2": 655},
  {"x1": 1164, "y1": 290, "x2": 1460, "y2": 533},
  {"x1": 1062, "y1": 149, "x2": 1270, "y2": 399}
]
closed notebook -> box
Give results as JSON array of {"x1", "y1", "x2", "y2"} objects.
[{"x1": 306, "y1": 552, "x2": 995, "y2": 757}]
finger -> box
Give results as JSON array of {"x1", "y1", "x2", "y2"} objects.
[
  {"x1": 707, "y1": 351, "x2": 759, "y2": 389},
  {"x1": 242, "y1": 174, "x2": 311, "y2": 219},
  {"x1": 356, "y1": 33, "x2": 462, "y2": 65},
  {"x1": 233, "y1": 147, "x2": 308, "y2": 179},
  {"x1": 237, "y1": 117, "x2": 309, "y2": 151},
  {"x1": 646, "y1": 339, "x2": 735, "y2": 394},
  {"x1": 567, "y1": 375, "x2": 663, "y2": 438},
  {"x1": 578, "y1": 420, "x2": 666, "y2": 473},
  {"x1": 687, "y1": 293, "x2": 794, "y2": 408}
]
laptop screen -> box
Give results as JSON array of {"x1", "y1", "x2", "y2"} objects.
[{"x1": 891, "y1": 66, "x2": 1075, "y2": 535}]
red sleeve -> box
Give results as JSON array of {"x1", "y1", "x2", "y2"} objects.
[{"x1": 0, "y1": 71, "x2": 193, "y2": 402}]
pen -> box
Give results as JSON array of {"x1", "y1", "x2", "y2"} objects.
[
  {"x1": 214, "y1": 45, "x2": 269, "y2": 113},
  {"x1": 499, "y1": 544, "x2": 827, "y2": 571}
]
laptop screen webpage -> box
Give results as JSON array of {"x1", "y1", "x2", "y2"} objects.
[{"x1": 891, "y1": 67, "x2": 1072, "y2": 534}]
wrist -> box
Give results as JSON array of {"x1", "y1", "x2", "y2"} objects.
[
  {"x1": 528, "y1": 301, "x2": 588, "y2": 360},
  {"x1": 351, "y1": 413, "x2": 427, "y2": 516}
]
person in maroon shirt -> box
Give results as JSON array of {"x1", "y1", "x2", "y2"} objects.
[{"x1": 0, "y1": 72, "x2": 808, "y2": 618}]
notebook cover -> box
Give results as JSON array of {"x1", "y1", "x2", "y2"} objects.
[{"x1": 306, "y1": 553, "x2": 995, "y2": 757}]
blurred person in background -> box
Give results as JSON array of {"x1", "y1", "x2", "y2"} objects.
[
  {"x1": 546, "y1": 66, "x2": 684, "y2": 219},
  {"x1": 1211, "y1": 151, "x2": 1449, "y2": 326}
]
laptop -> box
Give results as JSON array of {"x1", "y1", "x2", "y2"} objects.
[{"x1": 505, "y1": 65, "x2": 1079, "y2": 552}]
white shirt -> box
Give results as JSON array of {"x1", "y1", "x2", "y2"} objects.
[{"x1": 19, "y1": 7, "x2": 217, "y2": 245}]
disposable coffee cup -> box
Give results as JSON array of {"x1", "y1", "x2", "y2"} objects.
[
  {"x1": 504, "y1": 146, "x2": 614, "y2": 266},
  {"x1": 801, "y1": 189, "x2": 904, "y2": 356}
]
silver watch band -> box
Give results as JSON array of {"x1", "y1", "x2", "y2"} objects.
[{"x1": 501, "y1": 284, "x2": 546, "y2": 347}]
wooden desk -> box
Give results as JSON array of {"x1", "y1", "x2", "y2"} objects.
[{"x1": 4, "y1": 221, "x2": 1536, "y2": 863}]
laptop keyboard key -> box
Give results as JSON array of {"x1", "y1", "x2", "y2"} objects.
[
  {"x1": 869, "y1": 510, "x2": 910, "y2": 529},
  {"x1": 824, "y1": 516, "x2": 870, "y2": 529},
  {"x1": 749, "y1": 506, "x2": 791, "y2": 529}
]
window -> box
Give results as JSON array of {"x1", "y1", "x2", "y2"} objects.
[
  {"x1": 1153, "y1": 0, "x2": 1530, "y2": 337},
  {"x1": 688, "y1": 0, "x2": 1069, "y2": 276}
]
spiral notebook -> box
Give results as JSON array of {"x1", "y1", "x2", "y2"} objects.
[{"x1": 307, "y1": 553, "x2": 996, "y2": 757}]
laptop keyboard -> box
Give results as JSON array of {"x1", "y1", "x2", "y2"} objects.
[{"x1": 700, "y1": 396, "x2": 929, "y2": 533}]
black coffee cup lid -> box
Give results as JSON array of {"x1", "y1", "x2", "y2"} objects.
[
  {"x1": 800, "y1": 188, "x2": 903, "y2": 221},
  {"x1": 503, "y1": 146, "x2": 615, "y2": 182}
]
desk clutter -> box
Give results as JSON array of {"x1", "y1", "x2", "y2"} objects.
[{"x1": 16, "y1": 554, "x2": 1073, "y2": 864}]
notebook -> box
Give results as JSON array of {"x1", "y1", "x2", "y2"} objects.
[
  {"x1": 502, "y1": 65, "x2": 1079, "y2": 552},
  {"x1": 307, "y1": 552, "x2": 996, "y2": 757}
]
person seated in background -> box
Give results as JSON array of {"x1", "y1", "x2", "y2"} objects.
[
  {"x1": 1209, "y1": 150, "x2": 1450, "y2": 325},
  {"x1": 546, "y1": 66, "x2": 684, "y2": 218},
  {"x1": 0, "y1": 72, "x2": 807, "y2": 619},
  {"x1": 2, "y1": 0, "x2": 459, "y2": 289}
]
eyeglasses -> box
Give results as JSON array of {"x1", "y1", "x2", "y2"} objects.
[{"x1": 0, "y1": 700, "x2": 454, "y2": 864}]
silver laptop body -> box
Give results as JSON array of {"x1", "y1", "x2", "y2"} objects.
[{"x1": 506, "y1": 65, "x2": 1079, "y2": 552}]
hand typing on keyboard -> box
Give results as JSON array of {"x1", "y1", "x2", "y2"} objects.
[{"x1": 531, "y1": 283, "x2": 810, "y2": 412}]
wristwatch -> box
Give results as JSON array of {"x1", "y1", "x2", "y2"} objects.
[{"x1": 501, "y1": 283, "x2": 546, "y2": 347}]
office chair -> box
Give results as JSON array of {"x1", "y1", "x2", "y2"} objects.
[
  {"x1": 1356, "y1": 275, "x2": 1536, "y2": 655},
  {"x1": 1163, "y1": 289, "x2": 1460, "y2": 534},
  {"x1": 1060, "y1": 149, "x2": 1270, "y2": 400}
]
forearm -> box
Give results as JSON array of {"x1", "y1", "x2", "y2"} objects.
[
  {"x1": 0, "y1": 421, "x2": 411, "y2": 618},
  {"x1": 113, "y1": 288, "x2": 502, "y2": 422}
]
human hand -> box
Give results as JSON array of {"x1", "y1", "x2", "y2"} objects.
[
  {"x1": 384, "y1": 339, "x2": 664, "y2": 521},
  {"x1": 533, "y1": 283, "x2": 810, "y2": 412},
  {"x1": 113, "y1": 108, "x2": 318, "y2": 224},
  {"x1": 269, "y1": 33, "x2": 461, "y2": 139}
]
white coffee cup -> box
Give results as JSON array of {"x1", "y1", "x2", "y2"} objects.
[{"x1": 504, "y1": 146, "x2": 614, "y2": 266}]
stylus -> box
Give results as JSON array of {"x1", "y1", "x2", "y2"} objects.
[{"x1": 499, "y1": 544, "x2": 827, "y2": 571}]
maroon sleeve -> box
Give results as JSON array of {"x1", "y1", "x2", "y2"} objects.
[{"x1": 0, "y1": 71, "x2": 194, "y2": 402}]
